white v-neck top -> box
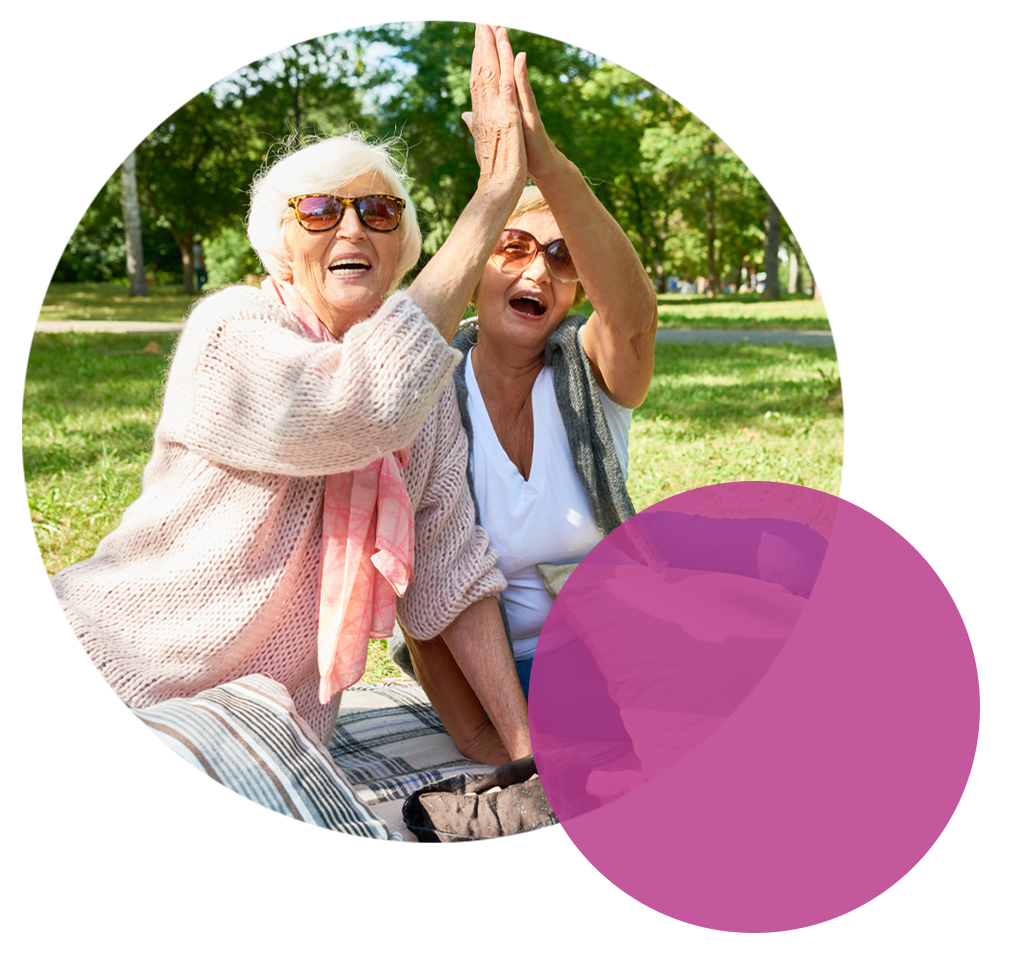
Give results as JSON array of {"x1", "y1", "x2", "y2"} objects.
[{"x1": 465, "y1": 347, "x2": 632, "y2": 661}]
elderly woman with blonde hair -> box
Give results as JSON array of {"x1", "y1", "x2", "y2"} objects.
[
  {"x1": 394, "y1": 35, "x2": 659, "y2": 757},
  {"x1": 51, "y1": 26, "x2": 533, "y2": 793}
]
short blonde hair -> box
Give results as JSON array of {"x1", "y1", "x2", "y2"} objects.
[
  {"x1": 508, "y1": 184, "x2": 550, "y2": 222},
  {"x1": 506, "y1": 185, "x2": 587, "y2": 308},
  {"x1": 247, "y1": 131, "x2": 421, "y2": 287}
]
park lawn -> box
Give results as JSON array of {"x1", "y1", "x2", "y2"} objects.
[
  {"x1": 39, "y1": 282, "x2": 829, "y2": 331},
  {"x1": 37, "y1": 282, "x2": 203, "y2": 324},
  {"x1": 626, "y1": 342, "x2": 842, "y2": 510},
  {"x1": 23, "y1": 331, "x2": 842, "y2": 682},
  {"x1": 652, "y1": 292, "x2": 830, "y2": 331}
]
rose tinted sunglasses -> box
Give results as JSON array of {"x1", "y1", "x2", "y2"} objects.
[
  {"x1": 287, "y1": 193, "x2": 406, "y2": 233},
  {"x1": 490, "y1": 228, "x2": 578, "y2": 283}
]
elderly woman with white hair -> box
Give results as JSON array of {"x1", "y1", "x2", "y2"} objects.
[{"x1": 51, "y1": 25, "x2": 532, "y2": 771}]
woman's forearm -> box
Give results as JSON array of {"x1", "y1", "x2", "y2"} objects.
[
  {"x1": 440, "y1": 596, "x2": 532, "y2": 760},
  {"x1": 515, "y1": 52, "x2": 657, "y2": 407},
  {"x1": 405, "y1": 186, "x2": 520, "y2": 343},
  {"x1": 533, "y1": 155, "x2": 658, "y2": 407},
  {"x1": 535, "y1": 155, "x2": 657, "y2": 340},
  {"x1": 404, "y1": 628, "x2": 514, "y2": 767}
]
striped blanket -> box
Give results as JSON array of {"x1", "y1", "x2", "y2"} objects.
[
  {"x1": 328, "y1": 682, "x2": 493, "y2": 841},
  {"x1": 132, "y1": 674, "x2": 491, "y2": 842}
]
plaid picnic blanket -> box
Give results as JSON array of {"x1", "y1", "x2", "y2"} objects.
[{"x1": 328, "y1": 681, "x2": 494, "y2": 841}]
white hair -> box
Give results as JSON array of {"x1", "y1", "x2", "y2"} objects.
[{"x1": 247, "y1": 131, "x2": 422, "y2": 286}]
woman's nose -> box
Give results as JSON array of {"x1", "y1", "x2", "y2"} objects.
[
  {"x1": 521, "y1": 250, "x2": 551, "y2": 283},
  {"x1": 335, "y1": 205, "x2": 366, "y2": 238}
]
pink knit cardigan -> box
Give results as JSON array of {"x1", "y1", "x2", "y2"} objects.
[{"x1": 51, "y1": 286, "x2": 506, "y2": 742}]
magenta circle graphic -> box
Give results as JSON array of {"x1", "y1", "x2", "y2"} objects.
[
  {"x1": 528, "y1": 485, "x2": 1024, "y2": 930},
  {"x1": 532, "y1": 481, "x2": 835, "y2": 811}
]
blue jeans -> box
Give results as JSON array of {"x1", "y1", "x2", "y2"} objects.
[{"x1": 515, "y1": 657, "x2": 533, "y2": 702}]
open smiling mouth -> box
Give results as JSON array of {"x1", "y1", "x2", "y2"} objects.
[
  {"x1": 509, "y1": 295, "x2": 546, "y2": 317},
  {"x1": 329, "y1": 257, "x2": 371, "y2": 276}
]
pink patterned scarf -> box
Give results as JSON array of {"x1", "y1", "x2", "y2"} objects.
[{"x1": 262, "y1": 278, "x2": 414, "y2": 704}]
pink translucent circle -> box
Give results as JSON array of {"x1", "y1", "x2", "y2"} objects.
[
  {"x1": 532, "y1": 485, "x2": 1019, "y2": 930},
  {"x1": 532, "y1": 481, "x2": 835, "y2": 819}
]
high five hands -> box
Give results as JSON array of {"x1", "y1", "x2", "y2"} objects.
[{"x1": 463, "y1": 24, "x2": 563, "y2": 187}]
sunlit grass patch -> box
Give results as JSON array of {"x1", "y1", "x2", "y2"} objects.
[
  {"x1": 654, "y1": 292, "x2": 830, "y2": 331},
  {"x1": 38, "y1": 282, "x2": 207, "y2": 324},
  {"x1": 23, "y1": 332, "x2": 177, "y2": 573},
  {"x1": 627, "y1": 342, "x2": 842, "y2": 509}
]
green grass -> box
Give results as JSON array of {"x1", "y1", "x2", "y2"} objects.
[
  {"x1": 39, "y1": 282, "x2": 829, "y2": 331},
  {"x1": 652, "y1": 292, "x2": 830, "y2": 331},
  {"x1": 626, "y1": 342, "x2": 843, "y2": 510},
  {"x1": 39, "y1": 282, "x2": 207, "y2": 323},
  {"x1": 23, "y1": 331, "x2": 842, "y2": 683},
  {"x1": 38, "y1": 281, "x2": 466, "y2": 327},
  {"x1": 23, "y1": 332, "x2": 176, "y2": 573}
]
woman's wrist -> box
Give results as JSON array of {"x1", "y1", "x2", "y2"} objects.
[
  {"x1": 528, "y1": 149, "x2": 580, "y2": 196},
  {"x1": 473, "y1": 172, "x2": 526, "y2": 208}
]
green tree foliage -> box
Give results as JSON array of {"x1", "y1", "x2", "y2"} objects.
[
  {"x1": 640, "y1": 109, "x2": 766, "y2": 293},
  {"x1": 359, "y1": 24, "x2": 785, "y2": 295},
  {"x1": 355, "y1": 22, "x2": 500, "y2": 256},
  {"x1": 57, "y1": 22, "x2": 801, "y2": 299},
  {"x1": 53, "y1": 175, "x2": 180, "y2": 284},
  {"x1": 59, "y1": 37, "x2": 371, "y2": 293},
  {"x1": 214, "y1": 36, "x2": 370, "y2": 143},
  {"x1": 204, "y1": 225, "x2": 262, "y2": 287},
  {"x1": 135, "y1": 91, "x2": 264, "y2": 293},
  {"x1": 359, "y1": 25, "x2": 692, "y2": 289}
]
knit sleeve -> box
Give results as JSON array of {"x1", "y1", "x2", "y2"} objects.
[
  {"x1": 163, "y1": 286, "x2": 460, "y2": 476},
  {"x1": 397, "y1": 382, "x2": 507, "y2": 640}
]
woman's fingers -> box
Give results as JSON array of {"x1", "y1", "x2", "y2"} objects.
[
  {"x1": 514, "y1": 51, "x2": 539, "y2": 123},
  {"x1": 466, "y1": 23, "x2": 526, "y2": 188},
  {"x1": 468, "y1": 25, "x2": 498, "y2": 125},
  {"x1": 495, "y1": 26, "x2": 518, "y2": 108},
  {"x1": 471, "y1": 23, "x2": 500, "y2": 90},
  {"x1": 513, "y1": 49, "x2": 559, "y2": 178},
  {"x1": 471, "y1": 25, "x2": 517, "y2": 118},
  {"x1": 466, "y1": 22, "x2": 528, "y2": 191},
  {"x1": 515, "y1": 50, "x2": 548, "y2": 138}
]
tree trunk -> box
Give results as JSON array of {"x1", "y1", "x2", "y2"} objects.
[
  {"x1": 119, "y1": 151, "x2": 148, "y2": 297},
  {"x1": 178, "y1": 232, "x2": 195, "y2": 295},
  {"x1": 652, "y1": 263, "x2": 665, "y2": 293},
  {"x1": 762, "y1": 194, "x2": 780, "y2": 300},
  {"x1": 704, "y1": 180, "x2": 717, "y2": 296},
  {"x1": 788, "y1": 233, "x2": 803, "y2": 293}
]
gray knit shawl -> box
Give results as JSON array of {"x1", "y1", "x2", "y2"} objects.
[{"x1": 451, "y1": 315, "x2": 635, "y2": 537}]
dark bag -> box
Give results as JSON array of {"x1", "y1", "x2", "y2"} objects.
[{"x1": 402, "y1": 755, "x2": 558, "y2": 842}]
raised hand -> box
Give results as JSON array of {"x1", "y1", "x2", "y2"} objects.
[
  {"x1": 464, "y1": 24, "x2": 527, "y2": 194},
  {"x1": 512, "y1": 49, "x2": 563, "y2": 181}
]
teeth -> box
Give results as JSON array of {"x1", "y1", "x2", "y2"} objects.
[{"x1": 330, "y1": 258, "x2": 370, "y2": 271}]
